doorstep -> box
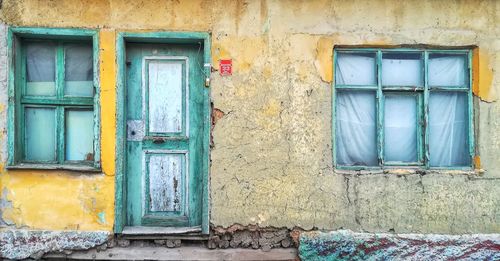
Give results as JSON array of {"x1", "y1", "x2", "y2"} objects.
[{"x1": 44, "y1": 245, "x2": 298, "y2": 260}]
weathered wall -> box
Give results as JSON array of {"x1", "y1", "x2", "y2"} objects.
[
  {"x1": 0, "y1": 24, "x2": 117, "y2": 230},
  {"x1": 0, "y1": 0, "x2": 499, "y2": 234}
]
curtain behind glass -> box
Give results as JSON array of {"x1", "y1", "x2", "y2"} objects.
[
  {"x1": 336, "y1": 91, "x2": 377, "y2": 166},
  {"x1": 428, "y1": 54, "x2": 466, "y2": 87},
  {"x1": 384, "y1": 95, "x2": 417, "y2": 162},
  {"x1": 429, "y1": 92, "x2": 469, "y2": 167},
  {"x1": 382, "y1": 53, "x2": 422, "y2": 86},
  {"x1": 335, "y1": 53, "x2": 376, "y2": 85}
]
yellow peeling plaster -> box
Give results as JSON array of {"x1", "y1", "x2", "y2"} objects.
[
  {"x1": 0, "y1": 31, "x2": 117, "y2": 232},
  {"x1": 473, "y1": 48, "x2": 497, "y2": 102}
]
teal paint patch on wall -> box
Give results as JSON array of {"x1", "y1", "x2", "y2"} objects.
[{"x1": 97, "y1": 212, "x2": 106, "y2": 224}]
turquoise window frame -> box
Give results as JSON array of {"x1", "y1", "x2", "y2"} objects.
[
  {"x1": 7, "y1": 27, "x2": 101, "y2": 171},
  {"x1": 332, "y1": 47, "x2": 475, "y2": 171}
]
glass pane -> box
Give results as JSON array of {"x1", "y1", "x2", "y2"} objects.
[
  {"x1": 148, "y1": 60, "x2": 184, "y2": 134},
  {"x1": 382, "y1": 52, "x2": 423, "y2": 86},
  {"x1": 64, "y1": 44, "x2": 93, "y2": 96},
  {"x1": 66, "y1": 109, "x2": 94, "y2": 161},
  {"x1": 384, "y1": 95, "x2": 418, "y2": 162},
  {"x1": 336, "y1": 91, "x2": 378, "y2": 166},
  {"x1": 335, "y1": 53, "x2": 376, "y2": 85},
  {"x1": 429, "y1": 92, "x2": 470, "y2": 167},
  {"x1": 429, "y1": 53, "x2": 467, "y2": 87},
  {"x1": 26, "y1": 42, "x2": 56, "y2": 96},
  {"x1": 25, "y1": 107, "x2": 56, "y2": 161}
]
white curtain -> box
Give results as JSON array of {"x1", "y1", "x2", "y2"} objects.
[
  {"x1": 382, "y1": 57, "x2": 422, "y2": 86},
  {"x1": 65, "y1": 44, "x2": 93, "y2": 81},
  {"x1": 335, "y1": 53, "x2": 376, "y2": 85},
  {"x1": 429, "y1": 92, "x2": 469, "y2": 167},
  {"x1": 429, "y1": 55, "x2": 466, "y2": 86},
  {"x1": 26, "y1": 42, "x2": 55, "y2": 82},
  {"x1": 336, "y1": 91, "x2": 378, "y2": 166},
  {"x1": 384, "y1": 95, "x2": 417, "y2": 162}
]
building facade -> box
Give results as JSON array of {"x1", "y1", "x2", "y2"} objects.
[{"x1": 0, "y1": 0, "x2": 499, "y2": 259}]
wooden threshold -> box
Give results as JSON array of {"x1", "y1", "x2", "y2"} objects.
[{"x1": 121, "y1": 226, "x2": 206, "y2": 240}]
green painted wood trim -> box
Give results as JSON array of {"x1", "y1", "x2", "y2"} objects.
[
  {"x1": 467, "y1": 50, "x2": 475, "y2": 165},
  {"x1": 7, "y1": 28, "x2": 17, "y2": 165},
  {"x1": 21, "y1": 97, "x2": 94, "y2": 105},
  {"x1": 332, "y1": 49, "x2": 337, "y2": 167},
  {"x1": 201, "y1": 35, "x2": 211, "y2": 235},
  {"x1": 122, "y1": 31, "x2": 210, "y2": 42},
  {"x1": 10, "y1": 27, "x2": 97, "y2": 39},
  {"x1": 56, "y1": 44, "x2": 65, "y2": 163},
  {"x1": 337, "y1": 48, "x2": 471, "y2": 53},
  {"x1": 7, "y1": 27, "x2": 100, "y2": 168},
  {"x1": 92, "y1": 33, "x2": 102, "y2": 169},
  {"x1": 114, "y1": 31, "x2": 212, "y2": 234},
  {"x1": 423, "y1": 51, "x2": 430, "y2": 168},
  {"x1": 114, "y1": 33, "x2": 127, "y2": 233},
  {"x1": 141, "y1": 215, "x2": 189, "y2": 227},
  {"x1": 335, "y1": 85, "x2": 378, "y2": 90},
  {"x1": 376, "y1": 50, "x2": 383, "y2": 166}
]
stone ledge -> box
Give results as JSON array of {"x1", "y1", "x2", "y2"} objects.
[
  {"x1": 45, "y1": 245, "x2": 298, "y2": 260},
  {"x1": 0, "y1": 229, "x2": 110, "y2": 260},
  {"x1": 299, "y1": 230, "x2": 500, "y2": 260}
]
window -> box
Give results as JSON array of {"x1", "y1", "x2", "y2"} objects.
[
  {"x1": 7, "y1": 28, "x2": 99, "y2": 170},
  {"x1": 333, "y1": 48, "x2": 473, "y2": 169}
]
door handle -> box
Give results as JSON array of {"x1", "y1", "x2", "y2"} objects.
[{"x1": 152, "y1": 137, "x2": 166, "y2": 144}]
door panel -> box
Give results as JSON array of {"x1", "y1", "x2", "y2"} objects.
[{"x1": 125, "y1": 43, "x2": 204, "y2": 228}]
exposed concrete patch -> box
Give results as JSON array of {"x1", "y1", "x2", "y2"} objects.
[
  {"x1": 299, "y1": 230, "x2": 500, "y2": 260},
  {"x1": 0, "y1": 188, "x2": 14, "y2": 226},
  {"x1": 0, "y1": 229, "x2": 110, "y2": 259}
]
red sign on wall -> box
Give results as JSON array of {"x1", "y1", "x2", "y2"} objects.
[{"x1": 219, "y1": 59, "x2": 232, "y2": 76}]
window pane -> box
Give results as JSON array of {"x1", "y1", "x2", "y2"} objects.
[
  {"x1": 148, "y1": 60, "x2": 184, "y2": 134},
  {"x1": 25, "y1": 107, "x2": 56, "y2": 161},
  {"x1": 26, "y1": 42, "x2": 56, "y2": 96},
  {"x1": 384, "y1": 95, "x2": 418, "y2": 162},
  {"x1": 335, "y1": 53, "x2": 376, "y2": 85},
  {"x1": 382, "y1": 52, "x2": 423, "y2": 86},
  {"x1": 64, "y1": 44, "x2": 93, "y2": 96},
  {"x1": 336, "y1": 91, "x2": 377, "y2": 166},
  {"x1": 66, "y1": 109, "x2": 94, "y2": 161},
  {"x1": 429, "y1": 92, "x2": 470, "y2": 167},
  {"x1": 429, "y1": 53, "x2": 467, "y2": 87}
]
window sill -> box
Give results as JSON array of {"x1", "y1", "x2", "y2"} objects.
[
  {"x1": 6, "y1": 163, "x2": 102, "y2": 173},
  {"x1": 334, "y1": 167, "x2": 482, "y2": 176}
]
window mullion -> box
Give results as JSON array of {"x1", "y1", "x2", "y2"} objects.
[
  {"x1": 423, "y1": 51, "x2": 430, "y2": 168},
  {"x1": 467, "y1": 50, "x2": 474, "y2": 165},
  {"x1": 56, "y1": 106, "x2": 65, "y2": 164},
  {"x1": 56, "y1": 42, "x2": 65, "y2": 99},
  {"x1": 56, "y1": 43, "x2": 65, "y2": 163},
  {"x1": 376, "y1": 50, "x2": 384, "y2": 166}
]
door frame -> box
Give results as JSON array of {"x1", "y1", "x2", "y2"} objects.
[{"x1": 114, "y1": 31, "x2": 211, "y2": 234}]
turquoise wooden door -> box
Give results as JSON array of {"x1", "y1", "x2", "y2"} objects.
[{"x1": 125, "y1": 43, "x2": 205, "y2": 228}]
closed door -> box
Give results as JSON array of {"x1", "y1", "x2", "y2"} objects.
[{"x1": 125, "y1": 43, "x2": 205, "y2": 228}]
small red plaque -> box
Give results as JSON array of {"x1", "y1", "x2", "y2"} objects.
[{"x1": 219, "y1": 59, "x2": 232, "y2": 76}]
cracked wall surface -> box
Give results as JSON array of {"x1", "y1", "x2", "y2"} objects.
[{"x1": 0, "y1": 0, "x2": 498, "y2": 236}]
